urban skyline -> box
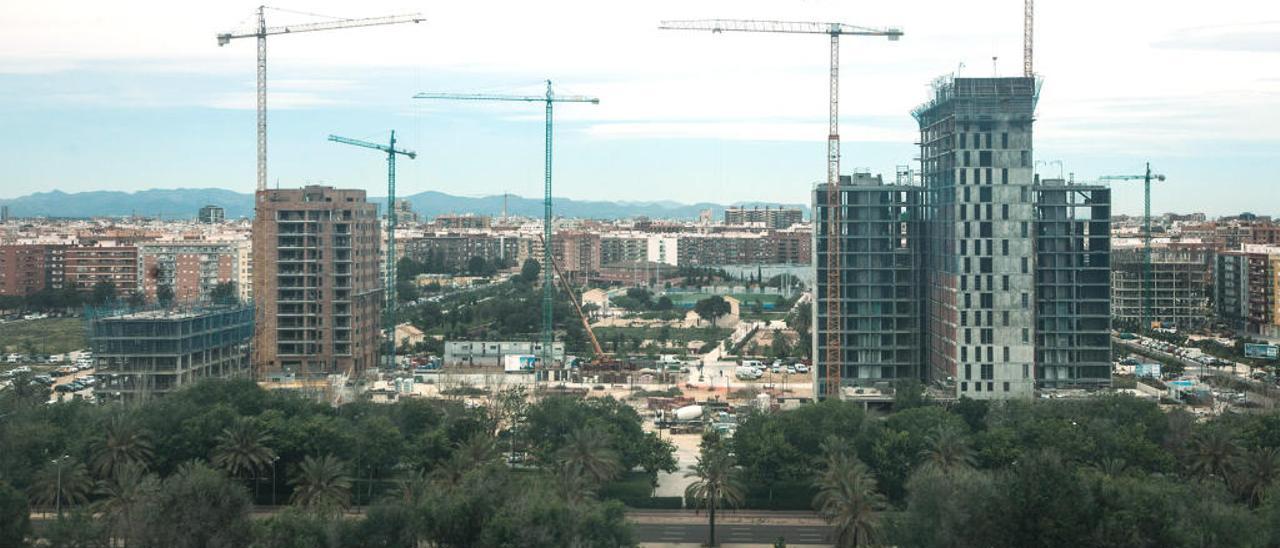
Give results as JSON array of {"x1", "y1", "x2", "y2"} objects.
[{"x1": 1, "y1": 1, "x2": 1277, "y2": 216}]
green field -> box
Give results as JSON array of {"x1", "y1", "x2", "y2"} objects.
[{"x1": 0, "y1": 317, "x2": 86, "y2": 354}]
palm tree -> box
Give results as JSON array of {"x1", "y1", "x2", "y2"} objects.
[
  {"x1": 1232, "y1": 446, "x2": 1280, "y2": 507},
  {"x1": 395, "y1": 469, "x2": 433, "y2": 506},
  {"x1": 549, "y1": 460, "x2": 596, "y2": 507},
  {"x1": 28, "y1": 456, "x2": 93, "y2": 516},
  {"x1": 555, "y1": 427, "x2": 623, "y2": 487},
  {"x1": 684, "y1": 442, "x2": 746, "y2": 547},
  {"x1": 919, "y1": 424, "x2": 975, "y2": 472},
  {"x1": 212, "y1": 419, "x2": 277, "y2": 499},
  {"x1": 1187, "y1": 427, "x2": 1241, "y2": 480},
  {"x1": 90, "y1": 415, "x2": 154, "y2": 479},
  {"x1": 453, "y1": 432, "x2": 499, "y2": 469},
  {"x1": 813, "y1": 449, "x2": 886, "y2": 547},
  {"x1": 95, "y1": 462, "x2": 158, "y2": 547},
  {"x1": 289, "y1": 454, "x2": 352, "y2": 515}
]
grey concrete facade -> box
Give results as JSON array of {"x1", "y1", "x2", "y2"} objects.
[
  {"x1": 812, "y1": 173, "x2": 924, "y2": 398},
  {"x1": 914, "y1": 77, "x2": 1039, "y2": 400}
]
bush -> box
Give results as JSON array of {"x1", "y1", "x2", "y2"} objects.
[{"x1": 599, "y1": 471, "x2": 653, "y2": 500}]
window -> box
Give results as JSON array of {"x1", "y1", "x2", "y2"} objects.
[
  {"x1": 980, "y1": 187, "x2": 992, "y2": 202},
  {"x1": 961, "y1": 382, "x2": 968, "y2": 392},
  {"x1": 960, "y1": 240, "x2": 968, "y2": 254},
  {"x1": 964, "y1": 329, "x2": 972, "y2": 344},
  {"x1": 980, "y1": 258, "x2": 993, "y2": 273},
  {"x1": 981, "y1": 363, "x2": 994, "y2": 380},
  {"x1": 961, "y1": 275, "x2": 968, "y2": 290},
  {"x1": 1002, "y1": 240, "x2": 1010, "y2": 256},
  {"x1": 1003, "y1": 346, "x2": 1010, "y2": 361},
  {"x1": 1021, "y1": 257, "x2": 1029, "y2": 273},
  {"x1": 964, "y1": 257, "x2": 972, "y2": 274},
  {"x1": 988, "y1": 382, "x2": 995, "y2": 392},
  {"x1": 1021, "y1": 221, "x2": 1028, "y2": 238},
  {"x1": 1001, "y1": 132, "x2": 1009, "y2": 148},
  {"x1": 961, "y1": 311, "x2": 968, "y2": 326},
  {"x1": 1002, "y1": 168, "x2": 1009, "y2": 184},
  {"x1": 1022, "y1": 293, "x2": 1029, "y2": 308},
  {"x1": 1003, "y1": 382, "x2": 1010, "y2": 392},
  {"x1": 964, "y1": 363, "x2": 972, "y2": 379},
  {"x1": 980, "y1": 222, "x2": 993, "y2": 238},
  {"x1": 964, "y1": 186, "x2": 971, "y2": 202},
  {"x1": 975, "y1": 382, "x2": 982, "y2": 392},
  {"x1": 979, "y1": 151, "x2": 993, "y2": 167},
  {"x1": 964, "y1": 151, "x2": 971, "y2": 166},
  {"x1": 1023, "y1": 364, "x2": 1030, "y2": 378},
  {"x1": 1002, "y1": 204, "x2": 1009, "y2": 220},
  {"x1": 1020, "y1": 150, "x2": 1030, "y2": 167},
  {"x1": 959, "y1": 169, "x2": 967, "y2": 185},
  {"x1": 985, "y1": 133, "x2": 993, "y2": 148},
  {"x1": 981, "y1": 328, "x2": 994, "y2": 344},
  {"x1": 1022, "y1": 328, "x2": 1030, "y2": 343},
  {"x1": 1002, "y1": 310, "x2": 1010, "y2": 326}
]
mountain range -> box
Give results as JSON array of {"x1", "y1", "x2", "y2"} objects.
[{"x1": 0, "y1": 188, "x2": 810, "y2": 221}]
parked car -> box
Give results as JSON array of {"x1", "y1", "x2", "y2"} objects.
[{"x1": 795, "y1": 363, "x2": 810, "y2": 374}]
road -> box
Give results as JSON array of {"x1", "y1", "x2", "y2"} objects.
[{"x1": 633, "y1": 522, "x2": 831, "y2": 546}]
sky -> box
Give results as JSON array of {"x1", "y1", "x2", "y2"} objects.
[{"x1": 0, "y1": 0, "x2": 1277, "y2": 216}]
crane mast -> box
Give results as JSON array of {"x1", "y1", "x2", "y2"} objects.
[
  {"x1": 218, "y1": 7, "x2": 424, "y2": 192},
  {"x1": 327, "y1": 132, "x2": 417, "y2": 370},
  {"x1": 414, "y1": 82, "x2": 599, "y2": 377},
  {"x1": 1100, "y1": 163, "x2": 1166, "y2": 332},
  {"x1": 1024, "y1": 0, "x2": 1034, "y2": 77},
  {"x1": 658, "y1": 19, "x2": 902, "y2": 399}
]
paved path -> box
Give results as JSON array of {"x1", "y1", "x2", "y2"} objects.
[{"x1": 633, "y1": 522, "x2": 831, "y2": 546}]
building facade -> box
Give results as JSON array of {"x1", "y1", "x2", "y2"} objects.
[
  {"x1": 724, "y1": 206, "x2": 804, "y2": 229},
  {"x1": 64, "y1": 246, "x2": 138, "y2": 296},
  {"x1": 198, "y1": 205, "x2": 226, "y2": 224},
  {"x1": 1112, "y1": 245, "x2": 1212, "y2": 331},
  {"x1": 89, "y1": 305, "x2": 253, "y2": 401},
  {"x1": 1034, "y1": 180, "x2": 1112, "y2": 388},
  {"x1": 913, "y1": 76, "x2": 1040, "y2": 400},
  {"x1": 813, "y1": 173, "x2": 924, "y2": 397},
  {"x1": 138, "y1": 242, "x2": 241, "y2": 304},
  {"x1": 253, "y1": 186, "x2": 382, "y2": 378},
  {"x1": 1216, "y1": 245, "x2": 1280, "y2": 339}
]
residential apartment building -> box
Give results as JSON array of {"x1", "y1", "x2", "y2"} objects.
[
  {"x1": 1034, "y1": 180, "x2": 1112, "y2": 389},
  {"x1": 1216, "y1": 245, "x2": 1280, "y2": 339},
  {"x1": 812, "y1": 173, "x2": 924, "y2": 397},
  {"x1": 253, "y1": 186, "x2": 382, "y2": 378},
  {"x1": 89, "y1": 305, "x2": 253, "y2": 402},
  {"x1": 65, "y1": 246, "x2": 139, "y2": 295},
  {"x1": 138, "y1": 242, "x2": 241, "y2": 304},
  {"x1": 913, "y1": 76, "x2": 1040, "y2": 400},
  {"x1": 1112, "y1": 244, "x2": 1212, "y2": 331},
  {"x1": 0, "y1": 244, "x2": 63, "y2": 296},
  {"x1": 724, "y1": 206, "x2": 804, "y2": 229}
]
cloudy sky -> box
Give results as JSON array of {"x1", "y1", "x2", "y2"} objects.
[{"x1": 1, "y1": 0, "x2": 1277, "y2": 215}]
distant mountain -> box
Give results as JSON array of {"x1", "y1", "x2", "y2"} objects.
[{"x1": 0, "y1": 188, "x2": 810, "y2": 221}]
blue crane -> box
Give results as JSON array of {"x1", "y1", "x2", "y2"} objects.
[
  {"x1": 413, "y1": 81, "x2": 599, "y2": 376},
  {"x1": 328, "y1": 131, "x2": 417, "y2": 369}
]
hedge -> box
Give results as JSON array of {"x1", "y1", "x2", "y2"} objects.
[{"x1": 620, "y1": 496, "x2": 684, "y2": 509}]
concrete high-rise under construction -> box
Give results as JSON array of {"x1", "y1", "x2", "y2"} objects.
[
  {"x1": 914, "y1": 76, "x2": 1040, "y2": 399},
  {"x1": 811, "y1": 76, "x2": 1112, "y2": 400},
  {"x1": 253, "y1": 186, "x2": 382, "y2": 379}
]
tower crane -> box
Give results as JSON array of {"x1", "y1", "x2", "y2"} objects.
[
  {"x1": 217, "y1": 7, "x2": 424, "y2": 192},
  {"x1": 327, "y1": 132, "x2": 417, "y2": 369},
  {"x1": 658, "y1": 19, "x2": 902, "y2": 399},
  {"x1": 1100, "y1": 163, "x2": 1166, "y2": 331},
  {"x1": 1024, "y1": 0, "x2": 1034, "y2": 77},
  {"x1": 541, "y1": 235, "x2": 608, "y2": 368},
  {"x1": 413, "y1": 81, "x2": 599, "y2": 375}
]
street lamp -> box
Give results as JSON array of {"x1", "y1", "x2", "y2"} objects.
[{"x1": 52, "y1": 454, "x2": 69, "y2": 517}]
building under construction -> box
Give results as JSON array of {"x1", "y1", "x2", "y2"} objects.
[
  {"x1": 1034, "y1": 179, "x2": 1111, "y2": 389},
  {"x1": 89, "y1": 305, "x2": 253, "y2": 402},
  {"x1": 1111, "y1": 244, "x2": 1212, "y2": 331},
  {"x1": 253, "y1": 186, "x2": 382, "y2": 379},
  {"x1": 812, "y1": 173, "x2": 924, "y2": 397}
]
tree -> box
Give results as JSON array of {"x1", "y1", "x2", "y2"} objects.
[
  {"x1": 694, "y1": 295, "x2": 732, "y2": 327},
  {"x1": 43, "y1": 509, "x2": 110, "y2": 548},
  {"x1": 212, "y1": 418, "x2": 278, "y2": 499},
  {"x1": 813, "y1": 440, "x2": 886, "y2": 548},
  {"x1": 289, "y1": 454, "x2": 352, "y2": 515},
  {"x1": 210, "y1": 281, "x2": 238, "y2": 305},
  {"x1": 29, "y1": 456, "x2": 93, "y2": 515},
  {"x1": 126, "y1": 291, "x2": 147, "y2": 309},
  {"x1": 90, "y1": 415, "x2": 155, "y2": 479},
  {"x1": 892, "y1": 378, "x2": 929, "y2": 411},
  {"x1": 95, "y1": 462, "x2": 159, "y2": 547},
  {"x1": 395, "y1": 280, "x2": 419, "y2": 303},
  {"x1": 1233, "y1": 446, "x2": 1280, "y2": 507},
  {"x1": 156, "y1": 284, "x2": 175, "y2": 307},
  {"x1": 1187, "y1": 427, "x2": 1241, "y2": 481},
  {"x1": 655, "y1": 296, "x2": 674, "y2": 311},
  {"x1": 555, "y1": 427, "x2": 623, "y2": 487},
  {"x1": 919, "y1": 423, "x2": 975, "y2": 473},
  {"x1": 467, "y1": 256, "x2": 493, "y2": 277},
  {"x1": 90, "y1": 279, "x2": 117, "y2": 307},
  {"x1": 685, "y1": 436, "x2": 746, "y2": 547},
  {"x1": 0, "y1": 480, "x2": 30, "y2": 548},
  {"x1": 519, "y1": 259, "x2": 541, "y2": 284},
  {"x1": 134, "y1": 461, "x2": 253, "y2": 548}
]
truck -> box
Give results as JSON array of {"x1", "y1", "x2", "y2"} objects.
[{"x1": 503, "y1": 354, "x2": 538, "y2": 373}]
